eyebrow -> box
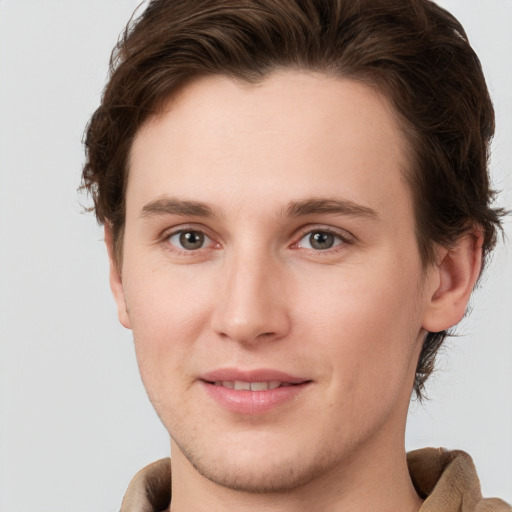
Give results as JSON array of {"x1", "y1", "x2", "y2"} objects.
[
  {"x1": 140, "y1": 198, "x2": 217, "y2": 218},
  {"x1": 139, "y1": 196, "x2": 378, "y2": 221},
  {"x1": 286, "y1": 198, "x2": 378, "y2": 219}
]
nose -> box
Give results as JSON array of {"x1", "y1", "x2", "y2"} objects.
[{"x1": 210, "y1": 251, "x2": 291, "y2": 345}]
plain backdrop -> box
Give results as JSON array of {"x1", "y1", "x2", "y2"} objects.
[{"x1": 0, "y1": 1, "x2": 510, "y2": 510}]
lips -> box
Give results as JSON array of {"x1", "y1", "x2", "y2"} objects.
[
  {"x1": 200, "y1": 369, "x2": 311, "y2": 414},
  {"x1": 201, "y1": 368, "x2": 308, "y2": 385}
]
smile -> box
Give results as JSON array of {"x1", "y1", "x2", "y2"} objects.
[
  {"x1": 212, "y1": 380, "x2": 295, "y2": 390},
  {"x1": 200, "y1": 370, "x2": 311, "y2": 414}
]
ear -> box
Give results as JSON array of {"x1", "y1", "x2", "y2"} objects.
[
  {"x1": 104, "y1": 225, "x2": 131, "y2": 329},
  {"x1": 422, "y1": 228, "x2": 483, "y2": 333}
]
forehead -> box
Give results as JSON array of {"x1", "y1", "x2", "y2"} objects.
[{"x1": 127, "y1": 71, "x2": 411, "y2": 221}]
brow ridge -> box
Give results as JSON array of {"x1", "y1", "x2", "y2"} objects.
[
  {"x1": 139, "y1": 196, "x2": 377, "y2": 221},
  {"x1": 286, "y1": 198, "x2": 378, "y2": 219},
  {"x1": 140, "y1": 198, "x2": 216, "y2": 218}
]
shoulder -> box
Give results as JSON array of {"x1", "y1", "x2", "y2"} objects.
[
  {"x1": 407, "y1": 448, "x2": 511, "y2": 512},
  {"x1": 120, "y1": 458, "x2": 172, "y2": 512}
]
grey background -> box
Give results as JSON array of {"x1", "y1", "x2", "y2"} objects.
[{"x1": 0, "y1": 1, "x2": 510, "y2": 510}]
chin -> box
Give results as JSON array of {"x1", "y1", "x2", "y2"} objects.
[
  {"x1": 173, "y1": 430, "x2": 342, "y2": 494},
  {"x1": 185, "y1": 449, "x2": 327, "y2": 493}
]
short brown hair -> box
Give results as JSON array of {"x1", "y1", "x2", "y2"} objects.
[{"x1": 82, "y1": 0, "x2": 505, "y2": 398}]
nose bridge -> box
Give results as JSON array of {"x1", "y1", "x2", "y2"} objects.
[{"x1": 211, "y1": 243, "x2": 289, "y2": 344}]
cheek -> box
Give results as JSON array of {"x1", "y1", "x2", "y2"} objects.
[
  {"x1": 121, "y1": 266, "x2": 212, "y2": 386},
  {"x1": 294, "y1": 259, "x2": 424, "y2": 391}
]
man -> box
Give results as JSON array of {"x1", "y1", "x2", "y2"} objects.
[{"x1": 82, "y1": 0, "x2": 510, "y2": 510}]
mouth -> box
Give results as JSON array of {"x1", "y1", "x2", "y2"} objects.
[
  {"x1": 200, "y1": 369, "x2": 312, "y2": 414},
  {"x1": 208, "y1": 380, "x2": 300, "y2": 391}
]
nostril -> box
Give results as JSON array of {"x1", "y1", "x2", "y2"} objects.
[{"x1": 258, "y1": 332, "x2": 277, "y2": 339}]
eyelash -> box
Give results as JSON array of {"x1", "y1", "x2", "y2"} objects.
[{"x1": 161, "y1": 225, "x2": 353, "y2": 255}]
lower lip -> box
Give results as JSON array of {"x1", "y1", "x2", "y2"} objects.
[{"x1": 201, "y1": 381, "x2": 310, "y2": 414}]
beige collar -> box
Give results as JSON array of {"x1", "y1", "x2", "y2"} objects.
[{"x1": 120, "y1": 448, "x2": 511, "y2": 512}]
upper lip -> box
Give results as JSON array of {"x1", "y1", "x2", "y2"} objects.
[{"x1": 200, "y1": 368, "x2": 310, "y2": 384}]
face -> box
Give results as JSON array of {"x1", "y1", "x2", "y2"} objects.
[{"x1": 111, "y1": 71, "x2": 440, "y2": 492}]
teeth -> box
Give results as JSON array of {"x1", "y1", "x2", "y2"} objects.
[
  {"x1": 250, "y1": 382, "x2": 270, "y2": 391},
  {"x1": 215, "y1": 380, "x2": 287, "y2": 390},
  {"x1": 234, "y1": 381, "x2": 251, "y2": 390}
]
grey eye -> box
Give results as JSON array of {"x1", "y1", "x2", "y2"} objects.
[
  {"x1": 169, "y1": 230, "x2": 209, "y2": 250},
  {"x1": 298, "y1": 231, "x2": 343, "y2": 250}
]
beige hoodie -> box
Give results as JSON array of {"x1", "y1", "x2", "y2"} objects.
[{"x1": 120, "y1": 448, "x2": 511, "y2": 512}]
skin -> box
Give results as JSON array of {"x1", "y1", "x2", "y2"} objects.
[{"x1": 107, "y1": 71, "x2": 482, "y2": 512}]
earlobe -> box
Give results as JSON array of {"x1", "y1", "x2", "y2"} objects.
[
  {"x1": 104, "y1": 225, "x2": 131, "y2": 329},
  {"x1": 422, "y1": 228, "x2": 483, "y2": 333}
]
